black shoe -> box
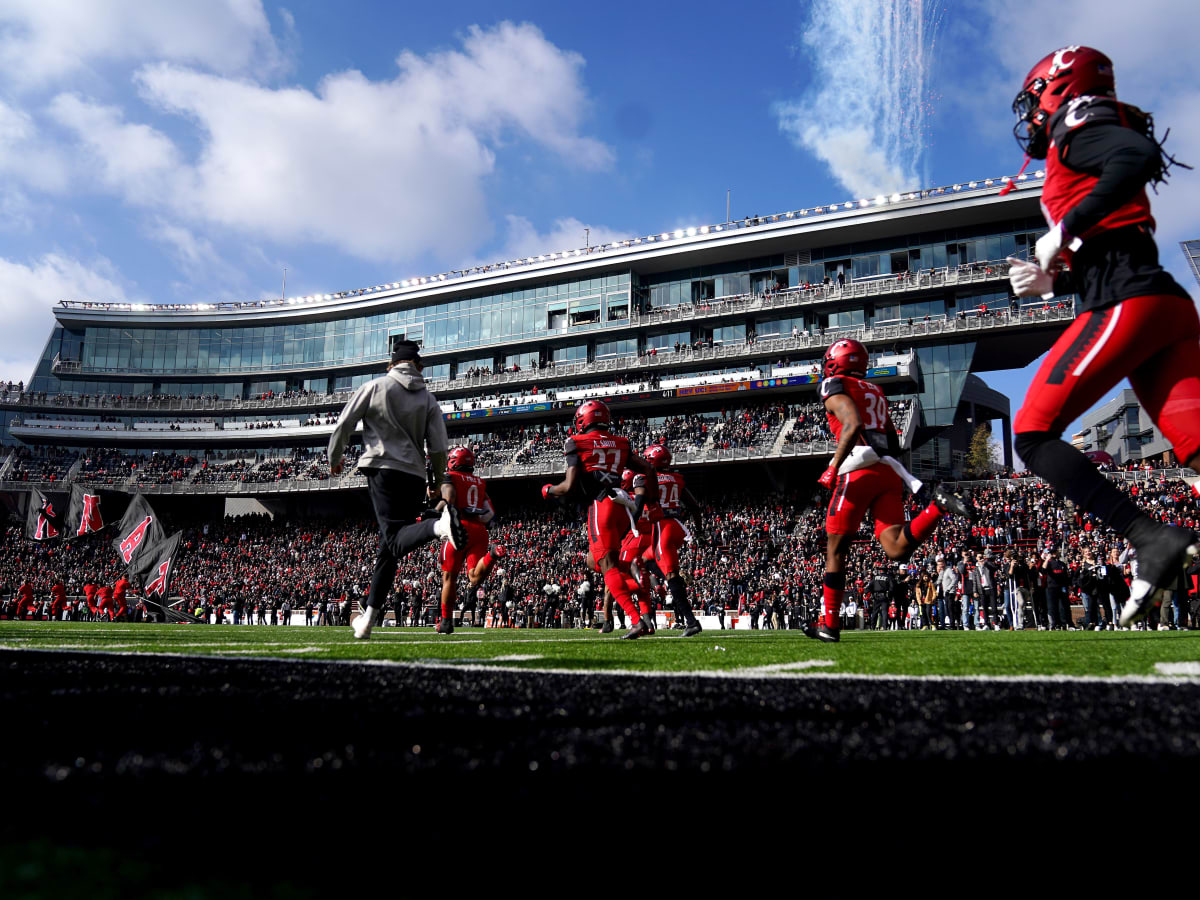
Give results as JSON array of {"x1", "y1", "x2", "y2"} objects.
[
  {"x1": 680, "y1": 622, "x2": 702, "y2": 638},
  {"x1": 446, "y1": 504, "x2": 468, "y2": 549},
  {"x1": 932, "y1": 486, "x2": 974, "y2": 522},
  {"x1": 802, "y1": 622, "x2": 840, "y2": 642},
  {"x1": 436, "y1": 618, "x2": 454, "y2": 634},
  {"x1": 620, "y1": 618, "x2": 648, "y2": 640},
  {"x1": 1121, "y1": 526, "x2": 1199, "y2": 627},
  {"x1": 643, "y1": 617, "x2": 656, "y2": 635},
  {"x1": 600, "y1": 621, "x2": 614, "y2": 634}
]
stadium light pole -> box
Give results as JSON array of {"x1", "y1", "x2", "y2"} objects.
[
  {"x1": 726, "y1": 189, "x2": 730, "y2": 223},
  {"x1": 585, "y1": 227, "x2": 590, "y2": 249},
  {"x1": 282, "y1": 268, "x2": 287, "y2": 302}
]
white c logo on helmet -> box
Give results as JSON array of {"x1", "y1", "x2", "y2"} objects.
[{"x1": 1048, "y1": 46, "x2": 1080, "y2": 77}]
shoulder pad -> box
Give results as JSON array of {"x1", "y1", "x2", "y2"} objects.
[
  {"x1": 819, "y1": 377, "x2": 844, "y2": 400},
  {"x1": 1050, "y1": 95, "x2": 1121, "y2": 146},
  {"x1": 563, "y1": 436, "x2": 578, "y2": 456}
]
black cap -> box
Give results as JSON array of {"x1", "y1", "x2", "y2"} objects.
[{"x1": 391, "y1": 340, "x2": 422, "y2": 365}]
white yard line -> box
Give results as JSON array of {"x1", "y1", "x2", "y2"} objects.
[
  {"x1": 6, "y1": 643, "x2": 1200, "y2": 683},
  {"x1": 1154, "y1": 662, "x2": 1200, "y2": 676}
]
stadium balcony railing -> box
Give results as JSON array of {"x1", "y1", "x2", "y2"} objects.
[
  {"x1": 51, "y1": 172, "x2": 1044, "y2": 319},
  {"x1": 42, "y1": 259, "x2": 1058, "y2": 393},
  {"x1": 942, "y1": 469, "x2": 1193, "y2": 489}
]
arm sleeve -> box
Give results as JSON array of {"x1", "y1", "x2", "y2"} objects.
[
  {"x1": 327, "y1": 382, "x2": 372, "y2": 465},
  {"x1": 1059, "y1": 123, "x2": 1161, "y2": 237}
]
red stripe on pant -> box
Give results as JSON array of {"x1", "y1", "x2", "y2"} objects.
[{"x1": 1014, "y1": 294, "x2": 1200, "y2": 462}]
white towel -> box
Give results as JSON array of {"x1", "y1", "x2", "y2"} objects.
[{"x1": 831, "y1": 445, "x2": 923, "y2": 494}]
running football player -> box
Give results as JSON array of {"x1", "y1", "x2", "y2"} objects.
[
  {"x1": 642, "y1": 443, "x2": 703, "y2": 638},
  {"x1": 810, "y1": 339, "x2": 971, "y2": 642},
  {"x1": 616, "y1": 467, "x2": 657, "y2": 634},
  {"x1": 434, "y1": 446, "x2": 504, "y2": 635},
  {"x1": 543, "y1": 399, "x2": 653, "y2": 639},
  {"x1": 1005, "y1": 46, "x2": 1200, "y2": 626}
]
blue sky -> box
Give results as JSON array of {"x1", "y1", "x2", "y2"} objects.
[{"x1": 1, "y1": 0, "x2": 1197, "y2": 458}]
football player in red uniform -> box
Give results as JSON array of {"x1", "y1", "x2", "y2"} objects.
[
  {"x1": 543, "y1": 399, "x2": 654, "y2": 639},
  {"x1": 434, "y1": 446, "x2": 504, "y2": 635},
  {"x1": 616, "y1": 467, "x2": 657, "y2": 634},
  {"x1": 642, "y1": 443, "x2": 703, "y2": 637},
  {"x1": 50, "y1": 577, "x2": 67, "y2": 621},
  {"x1": 1006, "y1": 47, "x2": 1200, "y2": 625},
  {"x1": 811, "y1": 339, "x2": 971, "y2": 642}
]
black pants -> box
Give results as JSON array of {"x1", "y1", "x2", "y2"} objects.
[{"x1": 366, "y1": 468, "x2": 438, "y2": 610}]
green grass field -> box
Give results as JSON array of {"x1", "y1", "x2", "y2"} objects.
[{"x1": 4, "y1": 621, "x2": 1200, "y2": 677}]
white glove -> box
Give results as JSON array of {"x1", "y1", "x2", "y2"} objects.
[
  {"x1": 1006, "y1": 257, "x2": 1054, "y2": 299},
  {"x1": 1034, "y1": 223, "x2": 1082, "y2": 271}
]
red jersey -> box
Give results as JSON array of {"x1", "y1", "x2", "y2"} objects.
[
  {"x1": 630, "y1": 472, "x2": 661, "y2": 523},
  {"x1": 443, "y1": 470, "x2": 493, "y2": 523},
  {"x1": 1042, "y1": 96, "x2": 1154, "y2": 253},
  {"x1": 564, "y1": 430, "x2": 631, "y2": 501},
  {"x1": 114, "y1": 577, "x2": 130, "y2": 604},
  {"x1": 654, "y1": 471, "x2": 688, "y2": 519},
  {"x1": 819, "y1": 375, "x2": 896, "y2": 454}
]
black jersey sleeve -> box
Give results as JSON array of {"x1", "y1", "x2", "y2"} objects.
[
  {"x1": 819, "y1": 377, "x2": 844, "y2": 401},
  {"x1": 1051, "y1": 98, "x2": 1162, "y2": 238},
  {"x1": 562, "y1": 436, "x2": 579, "y2": 467}
]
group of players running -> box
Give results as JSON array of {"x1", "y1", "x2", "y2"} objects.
[
  {"x1": 412, "y1": 341, "x2": 975, "y2": 643},
  {"x1": 358, "y1": 44, "x2": 1200, "y2": 642}
]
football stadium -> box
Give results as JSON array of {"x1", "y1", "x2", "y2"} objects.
[
  {"x1": 4, "y1": 5, "x2": 1200, "y2": 889},
  {"x1": 5, "y1": 171, "x2": 1200, "y2": 833}
]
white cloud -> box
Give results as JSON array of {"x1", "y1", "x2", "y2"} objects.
[
  {"x1": 47, "y1": 94, "x2": 186, "y2": 204},
  {"x1": 775, "y1": 0, "x2": 944, "y2": 197},
  {"x1": 491, "y1": 215, "x2": 633, "y2": 262},
  {"x1": 0, "y1": 253, "x2": 128, "y2": 384},
  {"x1": 0, "y1": 0, "x2": 285, "y2": 88},
  {"x1": 38, "y1": 22, "x2": 613, "y2": 264},
  {"x1": 0, "y1": 98, "x2": 70, "y2": 192}
]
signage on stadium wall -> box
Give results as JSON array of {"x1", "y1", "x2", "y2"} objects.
[
  {"x1": 444, "y1": 402, "x2": 555, "y2": 422},
  {"x1": 442, "y1": 366, "x2": 899, "y2": 419}
]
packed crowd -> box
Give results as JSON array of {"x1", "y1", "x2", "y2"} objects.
[{"x1": 3, "y1": 471, "x2": 1198, "y2": 631}]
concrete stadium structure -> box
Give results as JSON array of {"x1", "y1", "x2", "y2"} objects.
[{"x1": 1, "y1": 172, "x2": 1073, "y2": 512}]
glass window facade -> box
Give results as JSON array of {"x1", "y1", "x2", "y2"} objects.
[{"x1": 916, "y1": 342, "x2": 976, "y2": 428}]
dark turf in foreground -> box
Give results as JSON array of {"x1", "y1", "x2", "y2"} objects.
[
  {"x1": 6, "y1": 647, "x2": 1199, "y2": 892},
  {"x1": 6, "y1": 649, "x2": 1200, "y2": 791}
]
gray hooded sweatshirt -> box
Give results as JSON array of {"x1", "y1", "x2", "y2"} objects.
[{"x1": 327, "y1": 363, "x2": 448, "y2": 481}]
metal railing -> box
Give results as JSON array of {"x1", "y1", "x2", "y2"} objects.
[{"x1": 53, "y1": 172, "x2": 1043, "y2": 318}]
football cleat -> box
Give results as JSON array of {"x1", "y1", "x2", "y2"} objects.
[
  {"x1": 680, "y1": 622, "x2": 702, "y2": 638},
  {"x1": 932, "y1": 486, "x2": 974, "y2": 523},
  {"x1": 434, "y1": 505, "x2": 468, "y2": 549},
  {"x1": 803, "y1": 622, "x2": 840, "y2": 643},
  {"x1": 352, "y1": 607, "x2": 375, "y2": 640},
  {"x1": 436, "y1": 617, "x2": 454, "y2": 635},
  {"x1": 620, "y1": 618, "x2": 649, "y2": 640},
  {"x1": 599, "y1": 621, "x2": 614, "y2": 634},
  {"x1": 1120, "y1": 526, "x2": 1199, "y2": 627}
]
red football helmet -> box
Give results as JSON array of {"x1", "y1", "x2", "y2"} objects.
[
  {"x1": 1012, "y1": 46, "x2": 1115, "y2": 158},
  {"x1": 573, "y1": 399, "x2": 611, "y2": 433},
  {"x1": 644, "y1": 443, "x2": 672, "y2": 470},
  {"x1": 621, "y1": 468, "x2": 635, "y2": 491},
  {"x1": 822, "y1": 339, "x2": 868, "y2": 379},
  {"x1": 447, "y1": 446, "x2": 475, "y2": 472}
]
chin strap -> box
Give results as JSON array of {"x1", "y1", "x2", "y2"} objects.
[{"x1": 998, "y1": 155, "x2": 1033, "y2": 196}]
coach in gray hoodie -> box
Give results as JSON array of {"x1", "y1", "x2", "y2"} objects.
[{"x1": 328, "y1": 339, "x2": 465, "y2": 639}]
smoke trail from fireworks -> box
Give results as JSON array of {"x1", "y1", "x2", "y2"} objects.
[{"x1": 775, "y1": 0, "x2": 945, "y2": 197}]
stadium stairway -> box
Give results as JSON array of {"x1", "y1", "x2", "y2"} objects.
[
  {"x1": 0, "y1": 449, "x2": 15, "y2": 480},
  {"x1": 770, "y1": 418, "x2": 799, "y2": 456}
]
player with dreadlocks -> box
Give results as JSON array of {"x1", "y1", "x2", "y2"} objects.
[{"x1": 1004, "y1": 46, "x2": 1199, "y2": 626}]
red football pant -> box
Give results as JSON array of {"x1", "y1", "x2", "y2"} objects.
[{"x1": 1015, "y1": 294, "x2": 1200, "y2": 463}]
